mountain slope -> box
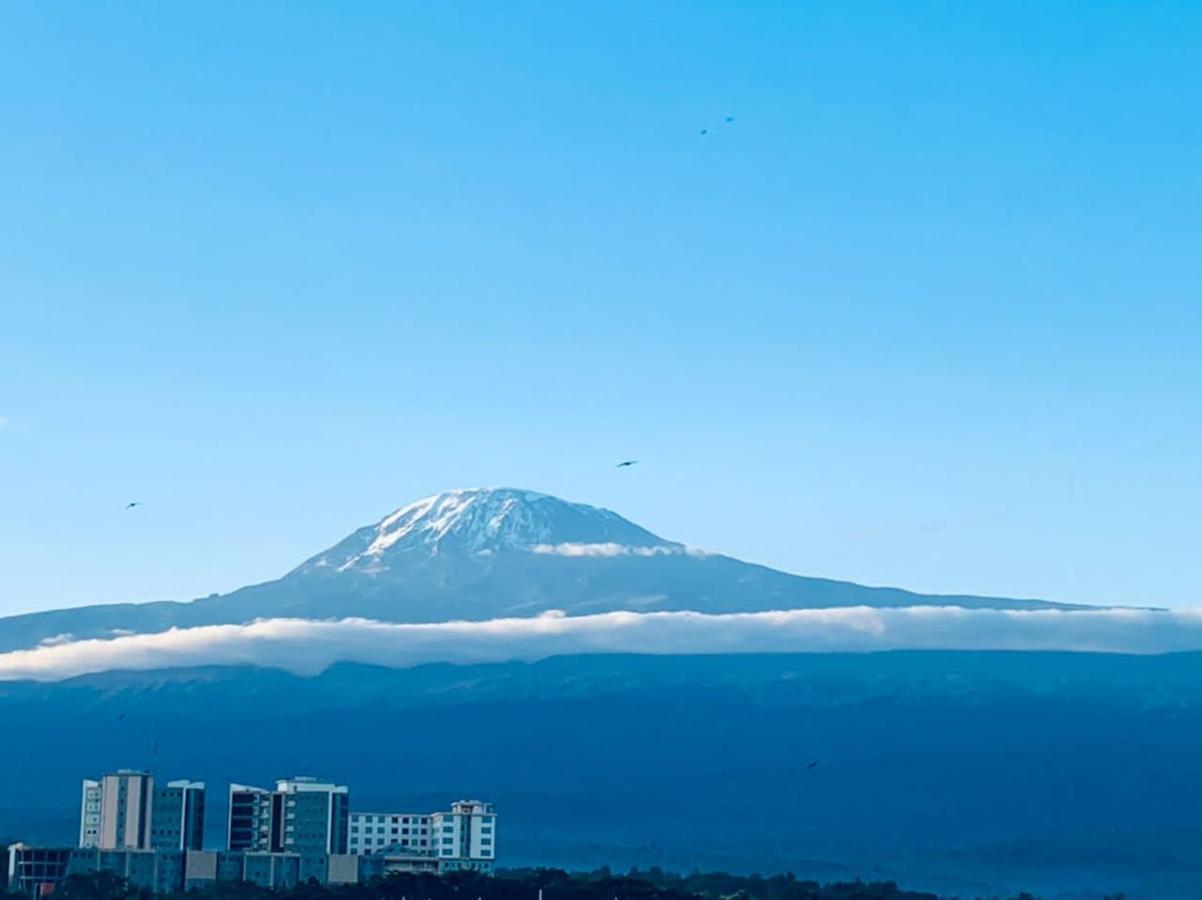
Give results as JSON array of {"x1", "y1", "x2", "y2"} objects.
[
  {"x1": 0, "y1": 488, "x2": 1079, "y2": 652},
  {"x1": 3, "y1": 652, "x2": 1202, "y2": 897}
]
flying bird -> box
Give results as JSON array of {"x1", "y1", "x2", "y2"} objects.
[
  {"x1": 699, "y1": 128, "x2": 708, "y2": 136},
  {"x1": 806, "y1": 760, "x2": 819, "y2": 770},
  {"x1": 616, "y1": 460, "x2": 639, "y2": 468},
  {"x1": 124, "y1": 501, "x2": 141, "y2": 510},
  {"x1": 725, "y1": 116, "x2": 734, "y2": 123}
]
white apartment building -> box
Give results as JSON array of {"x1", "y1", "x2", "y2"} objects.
[
  {"x1": 79, "y1": 781, "x2": 102, "y2": 848},
  {"x1": 349, "y1": 801, "x2": 495, "y2": 872},
  {"x1": 431, "y1": 801, "x2": 495, "y2": 870},
  {"x1": 79, "y1": 771, "x2": 155, "y2": 850},
  {"x1": 80, "y1": 772, "x2": 206, "y2": 852},
  {"x1": 347, "y1": 812, "x2": 432, "y2": 855}
]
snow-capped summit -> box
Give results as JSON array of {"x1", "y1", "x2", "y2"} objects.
[
  {"x1": 296, "y1": 487, "x2": 676, "y2": 574},
  {"x1": 0, "y1": 487, "x2": 1081, "y2": 654}
]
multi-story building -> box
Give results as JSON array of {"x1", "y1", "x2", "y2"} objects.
[
  {"x1": 79, "y1": 772, "x2": 206, "y2": 853},
  {"x1": 430, "y1": 801, "x2": 496, "y2": 871},
  {"x1": 79, "y1": 781, "x2": 102, "y2": 847},
  {"x1": 66, "y1": 771, "x2": 495, "y2": 883},
  {"x1": 347, "y1": 812, "x2": 432, "y2": 855},
  {"x1": 348, "y1": 801, "x2": 495, "y2": 872},
  {"x1": 186, "y1": 850, "x2": 363, "y2": 889},
  {"x1": 79, "y1": 771, "x2": 155, "y2": 850},
  {"x1": 227, "y1": 784, "x2": 274, "y2": 851},
  {"x1": 227, "y1": 778, "x2": 349, "y2": 855},
  {"x1": 69, "y1": 847, "x2": 188, "y2": 894},
  {"x1": 6, "y1": 844, "x2": 72, "y2": 897},
  {"x1": 7, "y1": 846, "x2": 374, "y2": 896},
  {"x1": 150, "y1": 780, "x2": 206, "y2": 851},
  {"x1": 275, "y1": 777, "x2": 350, "y2": 856}
]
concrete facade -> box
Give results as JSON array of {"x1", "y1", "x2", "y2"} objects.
[
  {"x1": 150, "y1": 780, "x2": 206, "y2": 851},
  {"x1": 8, "y1": 847, "x2": 381, "y2": 896},
  {"x1": 430, "y1": 801, "x2": 496, "y2": 871},
  {"x1": 348, "y1": 811, "x2": 432, "y2": 855},
  {"x1": 79, "y1": 772, "x2": 206, "y2": 853},
  {"x1": 228, "y1": 777, "x2": 349, "y2": 855}
]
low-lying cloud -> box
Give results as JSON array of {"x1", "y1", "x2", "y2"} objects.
[
  {"x1": 530, "y1": 542, "x2": 697, "y2": 558},
  {"x1": 3, "y1": 606, "x2": 1202, "y2": 682}
]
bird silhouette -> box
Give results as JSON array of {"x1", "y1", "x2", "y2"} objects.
[
  {"x1": 699, "y1": 128, "x2": 708, "y2": 136},
  {"x1": 806, "y1": 760, "x2": 819, "y2": 770},
  {"x1": 616, "y1": 460, "x2": 638, "y2": 468},
  {"x1": 124, "y1": 502, "x2": 141, "y2": 510},
  {"x1": 725, "y1": 116, "x2": 734, "y2": 123}
]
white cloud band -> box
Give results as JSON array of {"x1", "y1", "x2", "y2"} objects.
[
  {"x1": 529, "y1": 543, "x2": 695, "y2": 557},
  {"x1": 2, "y1": 605, "x2": 1202, "y2": 682}
]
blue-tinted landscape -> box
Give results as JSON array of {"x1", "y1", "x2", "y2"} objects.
[{"x1": 3, "y1": 4, "x2": 1200, "y2": 899}]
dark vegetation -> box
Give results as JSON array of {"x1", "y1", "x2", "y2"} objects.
[{"x1": 0, "y1": 867, "x2": 1121, "y2": 900}]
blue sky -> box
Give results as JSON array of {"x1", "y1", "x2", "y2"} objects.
[{"x1": 1, "y1": 1, "x2": 1200, "y2": 614}]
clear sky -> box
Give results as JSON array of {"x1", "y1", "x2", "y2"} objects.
[{"x1": 1, "y1": 2, "x2": 1200, "y2": 615}]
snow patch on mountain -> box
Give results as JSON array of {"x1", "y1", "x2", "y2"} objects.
[{"x1": 295, "y1": 487, "x2": 674, "y2": 575}]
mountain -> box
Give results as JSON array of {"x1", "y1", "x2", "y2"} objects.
[
  {"x1": 4, "y1": 652, "x2": 1202, "y2": 897},
  {"x1": 0, "y1": 487, "x2": 1078, "y2": 652},
  {"x1": 0, "y1": 489, "x2": 1178, "y2": 895}
]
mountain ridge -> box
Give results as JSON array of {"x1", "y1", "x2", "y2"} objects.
[{"x1": 0, "y1": 487, "x2": 1082, "y2": 652}]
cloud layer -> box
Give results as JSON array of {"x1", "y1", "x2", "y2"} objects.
[
  {"x1": 530, "y1": 542, "x2": 698, "y2": 557},
  {"x1": 3, "y1": 605, "x2": 1202, "y2": 681}
]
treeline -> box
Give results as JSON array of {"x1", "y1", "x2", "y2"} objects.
[{"x1": 1, "y1": 866, "x2": 1108, "y2": 900}]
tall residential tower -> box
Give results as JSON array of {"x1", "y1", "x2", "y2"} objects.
[
  {"x1": 227, "y1": 777, "x2": 349, "y2": 855},
  {"x1": 79, "y1": 771, "x2": 155, "y2": 850},
  {"x1": 79, "y1": 772, "x2": 205, "y2": 851},
  {"x1": 431, "y1": 801, "x2": 496, "y2": 871},
  {"x1": 150, "y1": 780, "x2": 206, "y2": 851}
]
